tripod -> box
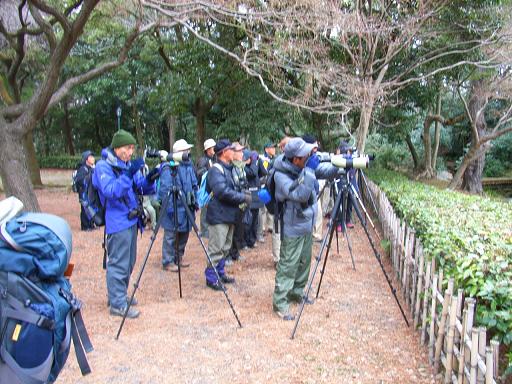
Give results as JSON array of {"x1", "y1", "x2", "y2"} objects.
[
  {"x1": 290, "y1": 170, "x2": 409, "y2": 339},
  {"x1": 116, "y1": 167, "x2": 243, "y2": 339}
]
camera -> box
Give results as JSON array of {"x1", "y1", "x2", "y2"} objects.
[
  {"x1": 128, "y1": 206, "x2": 145, "y2": 220},
  {"x1": 145, "y1": 148, "x2": 189, "y2": 163}
]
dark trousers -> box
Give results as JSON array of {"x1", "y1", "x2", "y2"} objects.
[
  {"x1": 244, "y1": 208, "x2": 259, "y2": 247},
  {"x1": 228, "y1": 210, "x2": 244, "y2": 259},
  {"x1": 80, "y1": 205, "x2": 94, "y2": 230}
]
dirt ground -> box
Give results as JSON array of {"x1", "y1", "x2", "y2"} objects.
[{"x1": 16, "y1": 171, "x2": 435, "y2": 383}]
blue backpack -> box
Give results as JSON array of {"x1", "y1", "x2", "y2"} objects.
[
  {"x1": 80, "y1": 169, "x2": 105, "y2": 227},
  {"x1": 0, "y1": 211, "x2": 93, "y2": 383},
  {"x1": 197, "y1": 163, "x2": 224, "y2": 208}
]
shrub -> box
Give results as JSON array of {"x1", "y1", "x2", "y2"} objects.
[
  {"x1": 38, "y1": 155, "x2": 82, "y2": 169},
  {"x1": 369, "y1": 169, "x2": 512, "y2": 367}
]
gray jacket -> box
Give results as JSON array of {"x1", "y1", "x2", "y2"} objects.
[{"x1": 274, "y1": 155, "x2": 339, "y2": 238}]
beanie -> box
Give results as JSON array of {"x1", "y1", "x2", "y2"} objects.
[{"x1": 111, "y1": 129, "x2": 137, "y2": 148}]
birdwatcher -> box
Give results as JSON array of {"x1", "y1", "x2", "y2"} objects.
[
  {"x1": 159, "y1": 139, "x2": 199, "y2": 272},
  {"x1": 93, "y1": 129, "x2": 156, "y2": 319},
  {"x1": 75, "y1": 150, "x2": 96, "y2": 231}
]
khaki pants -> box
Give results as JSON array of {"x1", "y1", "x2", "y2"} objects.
[
  {"x1": 207, "y1": 223, "x2": 234, "y2": 266},
  {"x1": 272, "y1": 233, "x2": 312, "y2": 312}
]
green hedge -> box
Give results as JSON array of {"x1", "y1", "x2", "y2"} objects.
[
  {"x1": 38, "y1": 155, "x2": 82, "y2": 169},
  {"x1": 369, "y1": 170, "x2": 512, "y2": 365}
]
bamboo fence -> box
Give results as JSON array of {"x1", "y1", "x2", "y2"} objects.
[{"x1": 361, "y1": 179, "x2": 500, "y2": 384}]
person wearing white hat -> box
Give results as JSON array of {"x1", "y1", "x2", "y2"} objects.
[
  {"x1": 195, "y1": 138, "x2": 216, "y2": 238},
  {"x1": 158, "y1": 139, "x2": 199, "y2": 272}
]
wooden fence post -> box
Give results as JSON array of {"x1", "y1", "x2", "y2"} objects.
[
  {"x1": 429, "y1": 273, "x2": 439, "y2": 363},
  {"x1": 414, "y1": 249, "x2": 425, "y2": 328},
  {"x1": 485, "y1": 347, "x2": 493, "y2": 384},
  {"x1": 445, "y1": 297, "x2": 458, "y2": 383},
  {"x1": 420, "y1": 260, "x2": 432, "y2": 345},
  {"x1": 470, "y1": 327, "x2": 479, "y2": 384},
  {"x1": 491, "y1": 339, "x2": 499, "y2": 381},
  {"x1": 434, "y1": 279, "x2": 454, "y2": 374},
  {"x1": 477, "y1": 328, "x2": 486, "y2": 384}
]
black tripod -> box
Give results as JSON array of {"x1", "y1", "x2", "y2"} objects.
[
  {"x1": 116, "y1": 167, "x2": 242, "y2": 339},
  {"x1": 290, "y1": 170, "x2": 409, "y2": 339}
]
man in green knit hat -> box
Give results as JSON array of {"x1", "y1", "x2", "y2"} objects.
[{"x1": 93, "y1": 129, "x2": 157, "y2": 319}]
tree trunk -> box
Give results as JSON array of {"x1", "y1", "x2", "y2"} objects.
[
  {"x1": 62, "y1": 100, "x2": 75, "y2": 155},
  {"x1": 356, "y1": 97, "x2": 374, "y2": 153},
  {"x1": 422, "y1": 112, "x2": 434, "y2": 178},
  {"x1": 405, "y1": 133, "x2": 419, "y2": 170},
  {"x1": 131, "y1": 80, "x2": 145, "y2": 156},
  {"x1": 0, "y1": 118, "x2": 40, "y2": 211},
  {"x1": 167, "y1": 115, "x2": 176, "y2": 149},
  {"x1": 24, "y1": 132, "x2": 43, "y2": 188},
  {"x1": 432, "y1": 94, "x2": 442, "y2": 170},
  {"x1": 193, "y1": 97, "x2": 208, "y2": 157}
]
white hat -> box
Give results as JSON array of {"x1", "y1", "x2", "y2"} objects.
[
  {"x1": 173, "y1": 139, "x2": 193, "y2": 153},
  {"x1": 203, "y1": 138, "x2": 216, "y2": 151}
]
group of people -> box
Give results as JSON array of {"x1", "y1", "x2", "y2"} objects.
[{"x1": 82, "y1": 128, "x2": 359, "y2": 321}]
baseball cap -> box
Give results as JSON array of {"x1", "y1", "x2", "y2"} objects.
[{"x1": 284, "y1": 137, "x2": 316, "y2": 159}]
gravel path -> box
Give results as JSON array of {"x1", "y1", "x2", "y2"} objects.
[{"x1": 35, "y1": 185, "x2": 434, "y2": 384}]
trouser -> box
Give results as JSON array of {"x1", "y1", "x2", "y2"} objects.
[
  {"x1": 271, "y1": 231, "x2": 281, "y2": 263},
  {"x1": 229, "y1": 210, "x2": 244, "y2": 258},
  {"x1": 244, "y1": 208, "x2": 259, "y2": 247},
  {"x1": 207, "y1": 223, "x2": 234, "y2": 266},
  {"x1": 106, "y1": 224, "x2": 138, "y2": 309},
  {"x1": 80, "y1": 206, "x2": 94, "y2": 230},
  {"x1": 162, "y1": 229, "x2": 190, "y2": 266},
  {"x1": 272, "y1": 233, "x2": 313, "y2": 312},
  {"x1": 199, "y1": 208, "x2": 209, "y2": 238}
]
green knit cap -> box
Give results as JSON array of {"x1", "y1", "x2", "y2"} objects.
[{"x1": 111, "y1": 129, "x2": 137, "y2": 148}]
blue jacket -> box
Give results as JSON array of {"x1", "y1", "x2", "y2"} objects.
[
  {"x1": 158, "y1": 160, "x2": 198, "y2": 232},
  {"x1": 206, "y1": 160, "x2": 247, "y2": 225},
  {"x1": 93, "y1": 148, "x2": 155, "y2": 235},
  {"x1": 274, "y1": 154, "x2": 339, "y2": 238}
]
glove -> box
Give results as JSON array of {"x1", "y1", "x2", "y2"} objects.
[
  {"x1": 257, "y1": 188, "x2": 271, "y2": 204},
  {"x1": 250, "y1": 151, "x2": 259, "y2": 162},
  {"x1": 146, "y1": 166, "x2": 160, "y2": 182},
  {"x1": 305, "y1": 154, "x2": 320, "y2": 170},
  {"x1": 244, "y1": 192, "x2": 252, "y2": 205},
  {"x1": 127, "y1": 158, "x2": 145, "y2": 177}
]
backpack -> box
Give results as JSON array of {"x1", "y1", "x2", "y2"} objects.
[
  {"x1": 0, "y1": 200, "x2": 92, "y2": 384},
  {"x1": 197, "y1": 163, "x2": 224, "y2": 209},
  {"x1": 264, "y1": 167, "x2": 279, "y2": 215},
  {"x1": 71, "y1": 168, "x2": 79, "y2": 193},
  {"x1": 80, "y1": 169, "x2": 105, "y2": 227}
]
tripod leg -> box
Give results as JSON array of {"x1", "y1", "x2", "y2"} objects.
[
  {"x1": 341, "y1": 189, "x2": 356, "y2": 270},
  {"x1": 291, "y1": 183, "x2": 344, "y2": 339},
  {"x1": 176, "y1": 190, "x2": 243, "y2": 328},
  {"x1": 349, "y1": 183, "x2": 381, "y2": 241},
  {"x1": 315, "y1": 212, "x2": 338, "y2": 299},
  {"x1": 116, "y1": 189, "x2": 174, "y2": 339},
  {"x1": 347, "y1": 188, "x2": 410, "y2": 327},
  {"x1": 171, "y1": 189, "x2": 183, "y2": 299}
]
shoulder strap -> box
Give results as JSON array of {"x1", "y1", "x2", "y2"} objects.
[{"x1": 212, "y1": 163, "x2": 224, "y2": 174}]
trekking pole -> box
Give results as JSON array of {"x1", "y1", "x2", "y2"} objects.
[
  {"x1": 291, "y1": 183, "x2": 344, "y2": 339},
  {"x1": 176, "y1": 189, "x2": 243, "y2": 328},
  {"x1": 102, "y1": 227, "x2": 107, "y2": 270},
  {"x1": 116, "y1": 187, "x2": 173, "y2": 339},
  {"x1": 347, "y1": 188, "x2": 410, "y2": 327}
]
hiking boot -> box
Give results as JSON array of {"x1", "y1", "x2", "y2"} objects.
[
  {"x1": 346, "y1": 222, "x2": 354, "y2": 229},
  {"x1": 107, "y1": 296, "x2": 138, "y2": 307},
  {"x1": 206, "y1": 281, "x2": 223, "y2": 291},
  {"x1": 258, "y1": 236, "x2": 265, "y2": 243},
  {"x1": 336, "y1": 225, "x2": 343, "y2": 233},
  {"x1": 110, "y1": 306, "x2": 140, "y2": 319},
  {"x1": 220, "y1": 275, "x2": 235, "y2": 284},
  {"x1": 225, "y1": 258, "x2": 234, "y2": 266},
  {"x1": 274, "y1": 310, "x2": 295, "y2": 321}
]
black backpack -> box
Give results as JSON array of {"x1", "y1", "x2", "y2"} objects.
[
  {"x1": 264, "y1": 168, "x2": 278, "y2": 215},
  {"x1": 79, "y1": 170, "x2": 105, "y2": 227}
]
